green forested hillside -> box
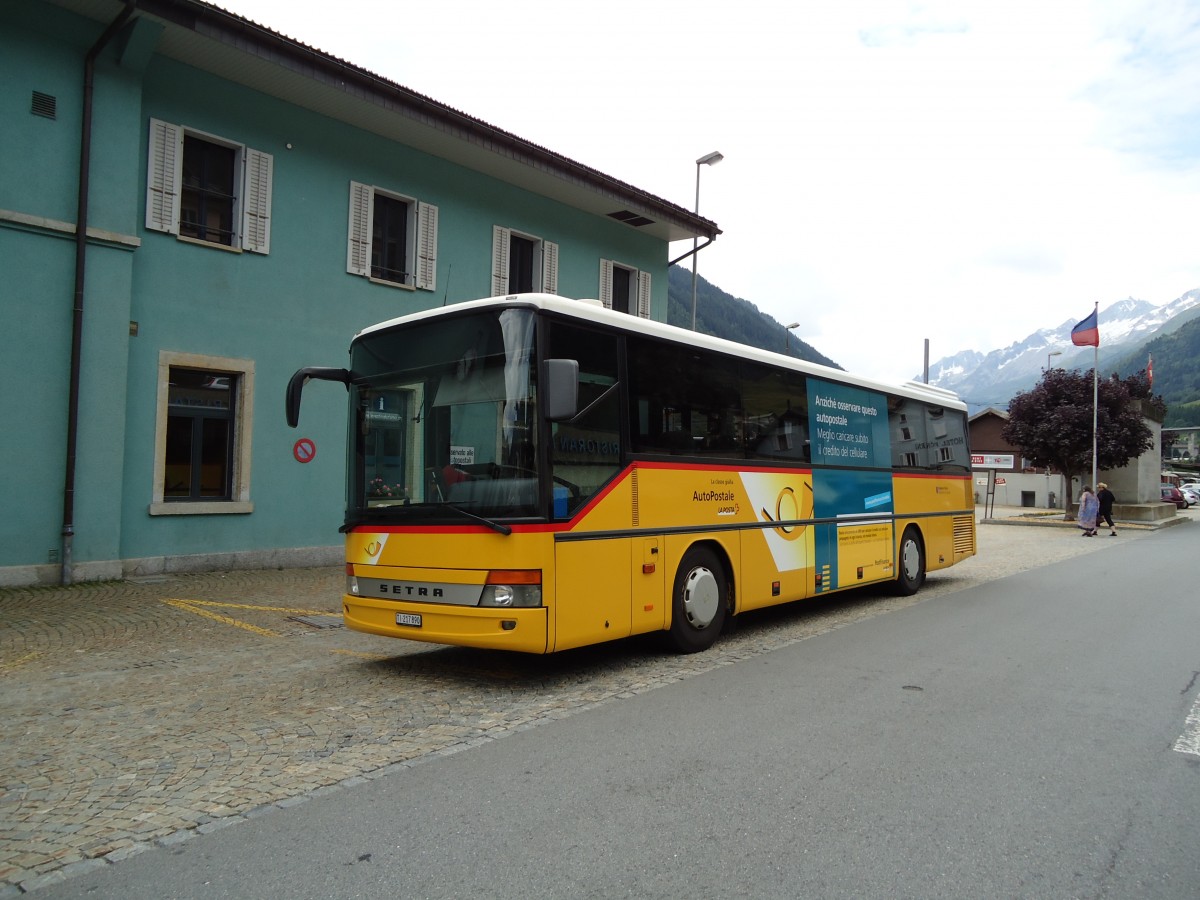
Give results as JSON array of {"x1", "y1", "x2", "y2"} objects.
[
  {"x1": 665, "y1": 265, "x2": 840, "y2": 368},
  {"x1": 1113, "y1": 315, "x2": 1200, "y2": 426}
]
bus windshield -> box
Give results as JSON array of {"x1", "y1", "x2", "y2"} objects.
[{"x1": 349, "y1": 308, "x2": 540, "y2": 523}]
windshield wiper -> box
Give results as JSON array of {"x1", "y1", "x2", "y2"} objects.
[
  {"x1": 437, "y1": 503, "x2": 512, "y2": 536},
  {"x1": 345, "y1": 502, "x2": 512, "y2": 536}
]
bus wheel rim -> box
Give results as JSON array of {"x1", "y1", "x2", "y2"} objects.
[
  {"x1": 902, "y1": 540, "x2": 920, "y2": 580},
  {"x1": 683, "y1": 567, "x2": 720, "y2": 629}
]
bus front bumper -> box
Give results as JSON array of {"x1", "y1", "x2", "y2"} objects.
[{"x1": 342, "y1": 595, "x2": 549, "y2": 654}]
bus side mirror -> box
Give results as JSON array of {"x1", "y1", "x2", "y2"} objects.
[
  {"x1": 286, "y1": 367, "x2": 350, "y2": 427},
  {"x1": 543, "y1": 359, "x2": 579, "y2": 421}
]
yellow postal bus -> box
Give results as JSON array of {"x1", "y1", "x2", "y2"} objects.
[{"x1": 287, "y1": 294, "x2": 976, "y2": 654}]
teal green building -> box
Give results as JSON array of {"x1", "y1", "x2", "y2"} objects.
[{"x1": 1, "y1": 0, "x2": 718, "y2": 586}]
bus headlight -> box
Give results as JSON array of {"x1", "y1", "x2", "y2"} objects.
[
  {"x1": 345, "y1": 565, "x2": 360, "y2": 596},
  {"x1": 479, "y1": 570, "x2": 542, "y2": 608}
]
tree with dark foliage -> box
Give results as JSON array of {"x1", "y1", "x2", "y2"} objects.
[{"x1": 1002, "y1": 368, "x2": 1157, "y2": 510}]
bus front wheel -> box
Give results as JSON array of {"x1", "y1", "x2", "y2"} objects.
[
  {"x1": 894, "y1": 527, "x2": 925, "y2": 595},
  {"x1": 668, "y1": 547, "x2": 727, "y2": 653}
]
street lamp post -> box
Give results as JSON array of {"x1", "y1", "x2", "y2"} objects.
[
  {"x1": 690, "y1": 150, "x2": 724, "y2": 331},
  {"x1": 785, "y1": 321, "x2": 800, "y2": 352},
  {"x1": 1047, "y1": 350, "x2": 1062, "y2": 371}
]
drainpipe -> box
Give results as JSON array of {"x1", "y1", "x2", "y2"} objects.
[{"x1": 62, "y1": 1, "x2": 137, "y2": 585}]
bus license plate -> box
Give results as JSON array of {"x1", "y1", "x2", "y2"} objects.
[{"x1": 395, "y1": 612, "x2": 422, "y2": 627}]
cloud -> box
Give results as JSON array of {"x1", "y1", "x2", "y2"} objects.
[{"x1": 1083, "y1": 2, "x2": 1200, "y2": 168}]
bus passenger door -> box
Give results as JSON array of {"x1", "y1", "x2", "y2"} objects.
[
  {"x1": 631, "y1": 537, "x2": 665, "y2": 633},
  {"x1": 553, "y1": 540, "x2": 632, "y2": 651}
]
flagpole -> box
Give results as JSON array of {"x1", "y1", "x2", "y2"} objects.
[
  {"x1": 1069, "y1": 301, "x2": 1101, "y2": 501},
  {"x1": 1091, "y1": 301, "x2": 1098, "y2": 491}
]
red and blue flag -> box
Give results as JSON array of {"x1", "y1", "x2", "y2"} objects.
[{"x1": 1070, "y1": 308, "x2": 1099, "y2": 347}]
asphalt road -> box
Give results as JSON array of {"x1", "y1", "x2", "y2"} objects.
[{"x1": 33, "y1": 521, "x2": 1200, "y2": 899}]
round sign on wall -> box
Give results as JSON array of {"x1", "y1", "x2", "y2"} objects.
[{"x1": 293, "y1": 438, "x2": 316, "y2": 463}]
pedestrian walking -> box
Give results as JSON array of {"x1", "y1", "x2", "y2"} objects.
[
  {"x1": 1078, "y1": 485, "x2": 1099, "y2": 537},
  {"x1": 1097, "y1": 482, "x2": 1117, "y2": 536}
]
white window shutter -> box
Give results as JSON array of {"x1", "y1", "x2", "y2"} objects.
[
  {"x1": 598, "y1": 259, "x2": 614, "y2": 309},
  {"x1": 145, "y1": 118, "x2": 182, "y2": 235},
  {"x1": 241, "y1": 148, "x2": 273, "y2": 254},
  {"x1": 347, "y1": 181, "x2": 373, "y2": 276},
  {"x1": 415, "y1": 202, "x2": 439, "y2": 291},
  {"x1": 491, "y1": 226, "x2": 510, "y2": 296},
  {"x1": 637, "y1": 271, "x2": 652, "y2": 318},
  {"x1": 541, "y1": 241, "x2": 559, "y2": 295}
]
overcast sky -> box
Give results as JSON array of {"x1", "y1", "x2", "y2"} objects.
[{"x1": 222, "y1": 0, "x2": 1200, "y2": 384}]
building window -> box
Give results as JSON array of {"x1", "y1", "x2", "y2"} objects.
[
  {"x1": 599, "y1": 259, "x2": 650, "y2": 318},
  {"x1": 347, "y1": 181, "x2": 439, "y2": 290},
  {"x1": 166, "y1": 370, "x2": 234, "y2": 499},
  {"x1": 372, "y1": 193, "x2": 409, "y2": 282},
  {"x1": 509, "y1": 234, "x2": 536, "y2": 292},
  {"x1": 181, "y1": 136, "x2": 235, "y2": 246},
  {"x1": 150, "y1": 352, "x2": 255, "y2": 516},
  {"x1": 491, "y1": 226, "x2": 558, "y2": 295},
  {"x1": 145, "y1": 119, "x2": 272, "y2": 253}
]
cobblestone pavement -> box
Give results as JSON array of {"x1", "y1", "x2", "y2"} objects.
[{"x1": 0, "y1": 510, "x2": 1181, "y2": 894}]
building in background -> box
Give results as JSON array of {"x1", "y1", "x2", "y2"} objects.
[
  {"x1": 967, "y1": 408, "x2": 1064, "y2": 509},
  {"x1": 1, "y1": 0, "x2": 718, "y2": 586},
  {"x1": 969, "y1": 408, "x2": 1171, "y2": 519}
]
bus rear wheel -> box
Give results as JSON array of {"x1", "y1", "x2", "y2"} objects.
[
  {"x1": 667, "y1": 547, "x2": 727, "y2": 653},
  {"x1": 893, "y1": 527, "x2": 925, "y2": 595}
]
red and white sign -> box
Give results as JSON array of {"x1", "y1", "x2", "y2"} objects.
[
  {"x1": 971, "y1": 453, "x2": 1014, "y2": 469},
  {"x1": 293, "y1": 438, "x2": 316, "y2": 463}
]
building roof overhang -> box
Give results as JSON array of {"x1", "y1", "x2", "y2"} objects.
[
  {"x1": 969, "y1": 407, "x2": 1010, "y2": 422},
  {"x1": 48, "y1": 0, "x2": 720, "y2": 244}
]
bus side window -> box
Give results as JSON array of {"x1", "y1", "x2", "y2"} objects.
[
  {"x1": 742, "y1": 362, "x2": 809, "y2": 462},
  {"x1": 629, "y1": 338, "x2": 743, "y2": 458},
  {"x1": 546, "y1": 322, "x2": 620, "y2": 516},
  {"x1": 890, "y1": 397, "x2": 970, "y2": 472}
]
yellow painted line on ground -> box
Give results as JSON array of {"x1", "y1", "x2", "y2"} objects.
[
  {"x1": 161, "y1": 599, "x2": 282, "y2": 638},
  {"x1": 328, "y1": 648, "x2": 391, "y2": 660},
  {"x1": 0, "y1": 651, "x2": 40, "y2": 673},
  {"x1": 165, "y1": 598, "x2": 334, "y2": 616}
]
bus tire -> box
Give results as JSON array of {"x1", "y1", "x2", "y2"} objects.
[
  {"x1": 667, "y1": 546, "x2": 727, "y2": 653},
  {"x1": 894, "y1": 527, "x2": 925, "y2": 596}
]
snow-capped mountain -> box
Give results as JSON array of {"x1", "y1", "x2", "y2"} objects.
[{"x1": 923, "y1": 289, "x2": 1200, "y2": 411}]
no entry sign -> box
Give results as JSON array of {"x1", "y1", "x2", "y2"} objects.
[{"x1": 293, "y1": 438, "x2": 316, "y2": 463}]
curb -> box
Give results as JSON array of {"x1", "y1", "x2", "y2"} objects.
[{"x1": 980, "y1": 514, "x2": 1188, "y2": 531}]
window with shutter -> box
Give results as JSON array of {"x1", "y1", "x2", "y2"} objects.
[
  {"x1": 492, "y1": 226, "x2": 556, "y2": 295},
  {"x1": 144, "y1": 118, "x2": 272, "y2": 254},
  {"x1": 345, "y1": 182, "x2": 438, "y2": 290},
  {"x1": 599, "y1": 259, "x2": 650, "y2": 317}
]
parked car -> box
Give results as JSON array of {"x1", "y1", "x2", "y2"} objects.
[
  {"x1": 1182, "y1": 487, "x2": 1200, "y2": 507},
  {"x1": 1161, "y1": 484, "x2": 1188, "y2": 509}
]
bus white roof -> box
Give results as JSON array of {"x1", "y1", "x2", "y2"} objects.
[{"x1": 354, "y1": 293, "x2": 967, "y2": 412}]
